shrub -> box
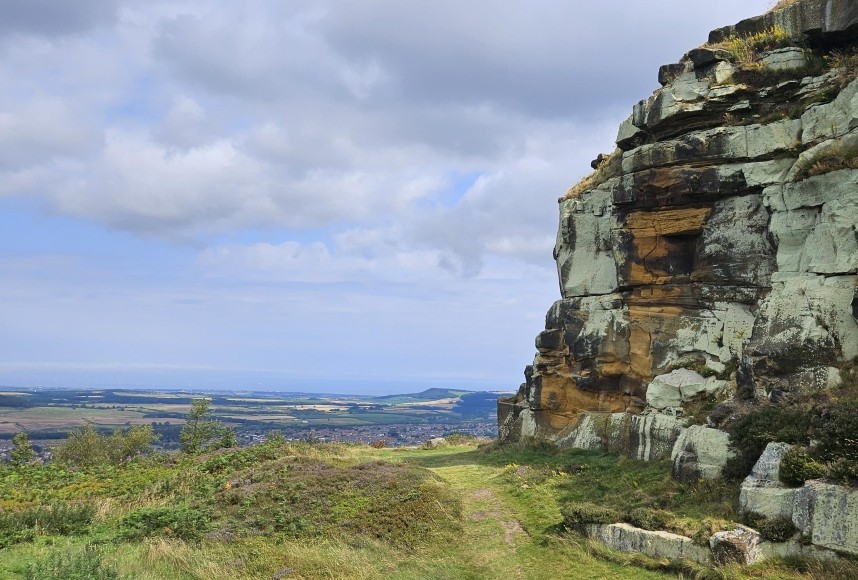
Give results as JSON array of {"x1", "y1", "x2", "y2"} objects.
[
  {"x1": 827, "y1": 459, "x2": 858, "y2": 487},
  {"x1": 758, "y1": 515, "x2": 798, "y2": 542},
  {"x1": 180, "y1": 398, "x2": 236, "y2": 454},
  {"x1": 444, "y1": 433, "x2": 477, "y2": 445},
  {"x1": 812, "y1": 399, "x2": 858, "y2": 486},
  {"x1": 779, "y1": 446, "x2": 826, "y2": 487},
  {"x1": 120, "y1": 505, "x2": 212, "y2": 542},
  {"x1": 0, "y1": 503, "x2": 95, "y2": 547},
  {"x1": 54, "y1": 423, "x2": 158, "y2": 467},
  {"x1": 625, "y1": 508, "x2": 674, "y2": 531},
  {"x1": 9, "y1": 432, "x2": 35, "y2": 466},
  {"x1": 722, "y1": 405, "x2": 811, "y2": 481},
  {"x1": 24, "y1": 545, "x2": 121, "y2": 580},
  {"x1": 560, "y1": 502, "x2": 622, "y2": 528}
]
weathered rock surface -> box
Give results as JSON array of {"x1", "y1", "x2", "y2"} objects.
[
  {"x1": 740, "y1": 442, "x2": 858, "y2": 556},
  {"x1": 583, "y1": 523, "x2": 710, "y2": 564},
  {"x1": 499, "y1": 0, "x2": 858, "y2": 488},
  {"x1": 709, "y1": 525, "x2": 763, "y2": 566},
  {"x1": 582, "y1": 520, "x2": 836, "y2": 567},
  {"x1": 646, "y1": 369, "x2": 727, "y2": 410}
]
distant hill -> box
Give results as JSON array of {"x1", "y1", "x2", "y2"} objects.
[{"x1": 374, "y1": 387, "x2": 468, "y2": 403}]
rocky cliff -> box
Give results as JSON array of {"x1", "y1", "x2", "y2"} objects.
[{"x1": 499, "y1": 0, "x2": 858, "y2": 481}]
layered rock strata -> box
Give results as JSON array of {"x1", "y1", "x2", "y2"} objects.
[{"x1": 499, "y1": 0, "x2": 858, "y2": 483}]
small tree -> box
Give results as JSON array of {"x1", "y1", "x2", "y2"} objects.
[
  {"x1": 10, "y1": 432, "x2": 35, "y2": 466},
  {"x1": 54, "y1": 422, "x2": 107, "y2": 467},
  {"x1": 107, "y1": 425, "x2": 159, "y2": 463},
  {"x1": 180, "y1": 398, "x2": 236, "y2": 454},
  {"x1": 54, "y1": 422, "x2": 158, "y2": 467}
]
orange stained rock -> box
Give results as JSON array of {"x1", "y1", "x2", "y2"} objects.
[
  {"x1": 625, "y1": 207, "x2": 712, "y2": 237},
  {"x1": 623, "y1": 207, "x2": 712, "y2": 285},
  {"x1": 535, "y1": 372, "x2": 630, "y2": 416}
]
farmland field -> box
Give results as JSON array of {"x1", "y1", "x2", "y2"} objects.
[{"x1": 0, "y1": 387, "x2": 507, "y2": 448}]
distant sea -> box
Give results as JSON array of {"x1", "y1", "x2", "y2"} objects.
[{"x1": 0, "y1": 365, "x2": 510, "y2": 396}]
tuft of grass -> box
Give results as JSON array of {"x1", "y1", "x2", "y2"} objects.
[
  {"x1": 795, "y1": 144, "x2": 858, "y2": 180},
  {"x1": 0, "y1": 503, "x2": 95, "y2": 548},
  {"x1": 561, "y1": 502, "x2": 622, "y2": 528},
  {"x1": 564, "y1": 150, "x2": 621, "y2": 199},
  {"x1": 713, "y1": 25, "x2": 792, "y2": 66},
  {"x1": 827, "y1": 49, "x2": 858, "y2": 88},
  {"x1": 23, "y1": 544, "x2": 122, "y2": 580},
  {"x1": 768, "y1": 0, "x2": 802, "y2": 12}
]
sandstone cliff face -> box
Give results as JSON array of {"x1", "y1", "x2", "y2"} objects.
[{"x1": 499, "y1": 0, "x2": 858, "y2": 475}]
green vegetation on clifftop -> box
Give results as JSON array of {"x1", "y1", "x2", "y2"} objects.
[{"x1": 2, "y1": 437, "x2": 857, "y2": 579}]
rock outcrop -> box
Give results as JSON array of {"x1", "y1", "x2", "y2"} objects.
[
  {"x1": 499, "y1": 0, "x2": 858, "y2": 485},
  {"x1": 740, "y1": 442, "x2": 858, "y2": 556}
]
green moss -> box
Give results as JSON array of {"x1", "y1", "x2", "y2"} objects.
[
  {"x1": 744, "y1": 513, "x2": 798, "y2": 542},
  {"x1": 561, "y1": 502, "x2": 622, "y2": 527},
  {"x1": 625, "y1": 507, "x2": 674, "y2": 531}
]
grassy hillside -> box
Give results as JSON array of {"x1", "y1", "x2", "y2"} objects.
[{"x1": 0, "y1": 438, "x2": 855, "y2": 579}]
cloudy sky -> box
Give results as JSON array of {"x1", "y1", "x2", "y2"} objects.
[{"x1": 0, "y1": 0, "x2": 771, "y2": 394}]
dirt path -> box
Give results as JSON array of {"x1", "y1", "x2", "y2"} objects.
[{"x1": 429, "y1": 464, "x2": 529, "y2": 579}]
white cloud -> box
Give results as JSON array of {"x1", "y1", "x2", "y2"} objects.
[
  {"x1": 0, "y1": 0, "x2": 777, "y2": 387},
  {"x1": 0, "y1": 97, "x2": 102, "y2": 171}
]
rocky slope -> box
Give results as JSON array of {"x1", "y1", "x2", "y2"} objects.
[{"x1": 499, "y1": 0, "x2": 858, "y2": 482}]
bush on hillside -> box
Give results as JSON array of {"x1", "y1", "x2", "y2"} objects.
[
  {"x1": 180, "y1": 398, "x2": 236, "y2": 454},
  {"x1": 9, "y1": 432, "x2": 35, "y2": 466},
  {"x1": 24, "y1": 545, "x2": 121, "y2": 580},
  {"x1": 779, "y1": 446, "x2": 826, "y2": 487},
  {"x1": 54, "y1": 422, "x2": 158, "y2": 468},
  {"x1": 721, "y1": 405, "x2": 811, "y2": 481},
  {"x1": 120, "y1": 505, "x2": 212, "y2": 542},
  {"x1": 0, "y1": 503, "x2": 95, "y2": 548}
]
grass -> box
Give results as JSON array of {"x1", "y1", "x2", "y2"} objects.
[
  {"x1": 794, "y1": 144, "x2": 858, "y2": 179},
  {"x1": 1, "y1": 436, "x2": 857, "y2": 578},
  {"x1": 564, "y1": 150, "x2": 621, "y2": 199},
  {"x1": 708, "y1": 25, "x2": 792, "y2": 66},
  {"x1": 768, "y1": 0, "x2": 802, "y2": 12}
]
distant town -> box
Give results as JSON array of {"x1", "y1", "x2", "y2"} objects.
[{"x1": 0, "y1": 386, "x2": 509, "y2": 461}]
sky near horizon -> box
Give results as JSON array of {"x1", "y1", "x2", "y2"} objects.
[{"x1": 0, "y1": 0, "x2": 772, "y2": 395}]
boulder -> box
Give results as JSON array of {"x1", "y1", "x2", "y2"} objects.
[
  {"x1": 761, "y1": 48, "x2": 808, "y2": 72},
  {"x1": 671, "y1": 425, "x2": 733, "y2": 483},
  {"x1": 740, "y1": 442, "x2": 801, "y2": 520},
  {"x1": 710, "y1": 525, "x2": 763, "y2": 566},
  {"x1": 645, "y1": 369, "x2": 727, "y2": 410},
  {"x1": 584, "y1": 523, "x2": 710, "y2": 564}
]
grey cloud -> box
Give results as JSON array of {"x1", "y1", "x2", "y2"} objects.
[
  {"x1": 0, "y1": 0, "x2": 118, "y2": 39},
  {"x1": 319, "y1": 1, "x2": 768, "y2": 118},
  {"x1": 1, "y1": 0, "x2": 773, "y2": 270},
  {"x1": 152, "y1": 7, "x2": 349, "y2": 102},
  {"x1": 0, "y1": 98, "x2": 103, "y2": 171}
]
